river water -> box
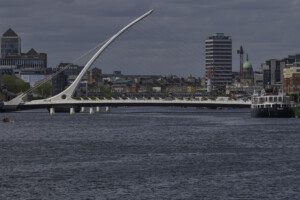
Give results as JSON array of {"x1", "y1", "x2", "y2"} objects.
[{"x1": 0, "y1": 107, "x2": 299, "y2": 199}]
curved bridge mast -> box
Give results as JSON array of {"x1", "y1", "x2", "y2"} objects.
[
  {"x1": 4, "y1": 10, "x2": 153, "y2": 108},
  {"x1": 48, "y1": 9, "x2": 153, "y2": 101}
]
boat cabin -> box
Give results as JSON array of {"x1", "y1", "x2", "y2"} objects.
[{"x1": 251, "y1": 95, "x2": 291, "y2": 109}]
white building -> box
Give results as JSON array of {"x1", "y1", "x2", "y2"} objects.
[{"x1": 205, "y1": 33, "x2": 232, "y2": 92}]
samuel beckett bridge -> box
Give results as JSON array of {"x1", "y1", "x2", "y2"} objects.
[{"x1": 1, "y1": 10, "x2": 250, "y2": 114}]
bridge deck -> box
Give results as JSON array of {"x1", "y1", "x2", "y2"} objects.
[{"x1": 19, "y1": 99, "x2": 251, "y2": 110}]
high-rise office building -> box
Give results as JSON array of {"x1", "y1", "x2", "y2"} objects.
[
  {"x1": 262, "y1": 59, "x2": 283, "y2": 87},
  {"x1": 205, "y1": 33, "x2": 232, "y2": 92},
  {"x1": 262, "y1": 55, "x2": 299, "y2": 87},
  {"x1": 1, "y1": 28, "x2": 21, "y2": 58}
]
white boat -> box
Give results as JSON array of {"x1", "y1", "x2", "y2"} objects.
[{"x1": 251, "y1": 91, "x2": 294, "y2": 118}]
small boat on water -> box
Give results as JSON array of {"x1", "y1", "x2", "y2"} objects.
[
  {"x1": 251, "y1": 90, "x2": 294, "y2": 118},
  {"x1": 2, "y1": 117, "x2": 13, "y2": 123}
]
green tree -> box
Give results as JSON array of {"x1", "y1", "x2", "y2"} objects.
[
  {"x1": 0, "y1": 75, "x2": 30, "y2": 94},
  {"x1": 35, "y1": 82, "x2": 52, "y2": 98},
  {"x1": 99, "y1": 85, "x2": 112, "y2": 98}
]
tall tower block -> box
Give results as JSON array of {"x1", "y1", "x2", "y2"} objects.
[
  {"x1": 205, "y1": 33, "x2": 232, "y2": 92},
  {"x1": 1, "y1": 28, "x2": 21, "y2": 58}
]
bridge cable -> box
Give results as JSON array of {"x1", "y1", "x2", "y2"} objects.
[{"x1": 21, "y1": 38, "x2": 109, "y2": 96}]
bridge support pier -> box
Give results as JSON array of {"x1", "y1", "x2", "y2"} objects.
[
  {"x1": 96, "y1": 106, "x2": 100, "y2": 112},
  {"x1": 105, "y1": 106, "x2": 110, "y2": 112},
  {"x1": 80, "y1": 107, "x2": 85, "y2": 112},
  {"x1": 89, "y1": 107, "x2": 94, "y2": 115},
  {"x1": 49, "y1": 107, "x2": 55, "y2": 115},
  {"x1": 70, "y1": 107, "x2": 75, "y2": 115}
]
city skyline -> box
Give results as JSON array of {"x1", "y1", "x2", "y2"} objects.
[{"x1": 0, "y1": 0, "x2": 300, "y2": 76}]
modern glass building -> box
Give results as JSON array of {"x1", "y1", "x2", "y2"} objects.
[
  {"x1": 205, "y1": 33, "x2": 232, "y2": 92},
  {"x1": 0, "y1": 28, "x2": 21, "y2": 58}
]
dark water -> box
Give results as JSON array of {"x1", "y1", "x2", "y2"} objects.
[{"x1": 0, "y1": 107, "x2": 299, "y2": 200}]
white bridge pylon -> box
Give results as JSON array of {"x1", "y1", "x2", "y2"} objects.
[{"x1": 49, "y1": 9, "x2": 153, "y2": 101}]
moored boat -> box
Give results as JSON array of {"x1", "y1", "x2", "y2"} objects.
[{"x1": 251, "y1": 91, "x2": 294, "y2": 118}]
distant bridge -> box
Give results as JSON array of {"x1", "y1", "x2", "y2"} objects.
[
  {"x1": 26, "y1": 98, "x2": 250, "y2": 108},
  {"x1": 1, "y1": 10, "x2": 251, "y2": 114},
  {"x1": 2, "y1": 98, "x2": 251, "y2": 114}
]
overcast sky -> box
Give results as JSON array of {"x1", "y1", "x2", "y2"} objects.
[{"x1": 0, "y1": 0, "x2": 300, "y2": 76}]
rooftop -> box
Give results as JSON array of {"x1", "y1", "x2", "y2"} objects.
[
  {"x1": 2, "y1": 28, "x2": 18, "y2": 37},
  {"x1": 207, "y1": 33, "x2": 231, "y2": 40},
  {"x1": 27, "y1": 48, "x2": 38, "y2": 55}
]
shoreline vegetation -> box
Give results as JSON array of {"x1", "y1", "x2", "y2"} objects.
[{"x1": 0, "y1": 75, "x2": 52, "y2": 101}]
